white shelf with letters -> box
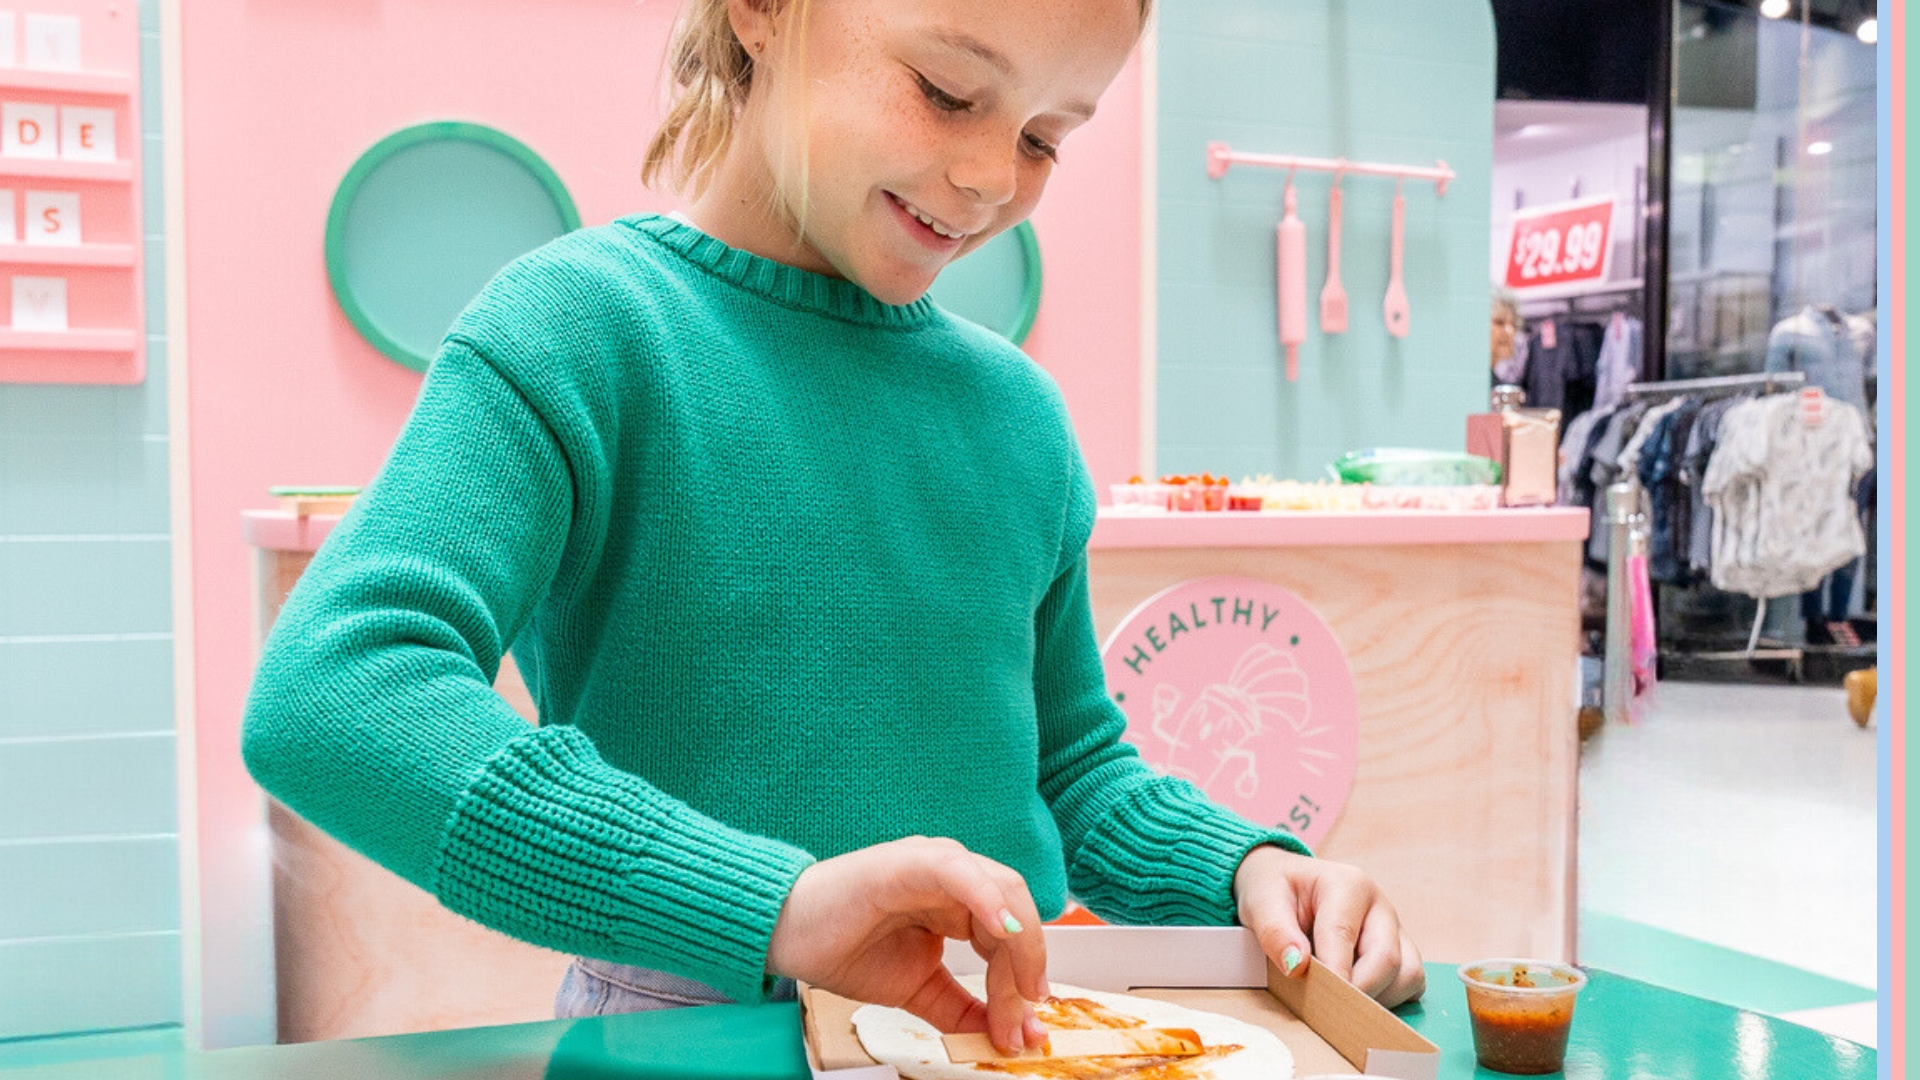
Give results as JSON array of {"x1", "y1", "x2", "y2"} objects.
[{"x1": 0, "y1": 3, "x2": 144, "y2": 383}]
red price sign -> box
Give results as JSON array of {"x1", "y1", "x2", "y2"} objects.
[{"x1": 1506, "y1": 196, "x2": 1614, "y2": 289}]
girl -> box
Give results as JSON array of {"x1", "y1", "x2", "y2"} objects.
[{"x1": 243, "y1": 0, "x2": 1425, "y2": 1056}]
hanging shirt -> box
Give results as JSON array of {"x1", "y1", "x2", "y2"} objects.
[
  {"x1": 1592, "y1": 314, "x2": 1642, "y2": 413},
  {"x1": 1658, "y1": 402, "x2": 1702, "y2": 581},
  {"x1": 1615, "y1": 398, "x2": 1687, "y2": 478},
  {"x1": 1702, "y1": 394, "x2": 1873, "y2": 599},
  {"x1": 1557, "y1": 405, "x2": 1612, "y2": 506},
  {"x1": 1583, "y1": 402, "x2": 1653, "y2": 566},
  {"x1": 1523, "y1": 316, "x2": 1604, "y2": 417},
  {"x1": 1681, "y1": 398, "x2": 1741, "y2": 576},
  {"x1": 1637, "y1": 400, "x2": 1700, "y2": 585}
]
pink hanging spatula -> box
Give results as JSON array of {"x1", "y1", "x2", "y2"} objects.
[
  {"x1": 1277, "y1": 173, "x2": 1307, "y2": 381},
  {"x1": 1320, "y1": 178, "x2": 1347, "y2": 333},
  {"x1": 1383, "y1": 182, "x2": 1410, "y2": 338}
]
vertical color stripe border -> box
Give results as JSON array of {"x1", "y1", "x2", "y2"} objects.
[{"x1": 1884, "y1": 0, "x2": 1902, "y2": 1074}]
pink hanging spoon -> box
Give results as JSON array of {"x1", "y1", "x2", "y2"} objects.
[
  {"x1": 1383, "y1": 180, "x2": 1410, "y2": 338},
  {"x1": 1277, "y1": 171, "x2": 1307, "y2": 381},
  {"x1": 1320, "y1": 171, "x2": 1348, "y2": 334}
]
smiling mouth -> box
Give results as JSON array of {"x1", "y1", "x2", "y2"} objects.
[{"x1": 887, "y1": 192, "x2": 971, "y2": 240}]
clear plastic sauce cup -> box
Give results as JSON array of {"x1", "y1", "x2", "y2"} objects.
[{"x1": 1458, "y1": 959, "x2": 1587, "y2": 1075}]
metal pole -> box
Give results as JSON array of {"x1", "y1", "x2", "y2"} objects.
[{"x1": 1604, "y1": 481, "x2": 1646, "y2": 724}]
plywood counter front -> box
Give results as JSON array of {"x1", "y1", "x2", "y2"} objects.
[{"x1": 1088, "y1": 508, "x2": 1590, "y2": 966}]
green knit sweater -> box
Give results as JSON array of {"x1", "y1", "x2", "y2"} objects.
[{"x1": 243, "y1": 214, "x2": 1306, "y2": 1004}]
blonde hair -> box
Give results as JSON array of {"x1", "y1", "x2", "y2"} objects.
[{"x1": 644, "y1": 0, "x2": 1155, "y2": 210}]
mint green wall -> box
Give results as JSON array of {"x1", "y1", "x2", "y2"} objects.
[
  {"x1": 0, "y1": 0, "x2": 179, "y2": 1039},
  {"x1": 1155, "y1": 0, "x2": 1496, "y2": 481}
]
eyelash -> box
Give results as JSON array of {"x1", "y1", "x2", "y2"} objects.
[{"x1": 912, "y1": 71, "x2": 1059, "y2": 163}]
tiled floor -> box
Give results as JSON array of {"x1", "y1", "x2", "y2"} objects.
[
  {"x1": 1577, "y1": 679, "x2": 1879, "y2": 1047},
  {"x1": 0, "y1": 1025, "x2": 182, "y2": 1070}
]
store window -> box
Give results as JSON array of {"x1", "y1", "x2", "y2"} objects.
[{"x1": 1667, "y1": 2, "x2": 1877, "y2": 393}]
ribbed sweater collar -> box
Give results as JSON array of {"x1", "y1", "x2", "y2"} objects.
[{"x1": 622, "y1": 214, "x2": 940, "y2": 330}]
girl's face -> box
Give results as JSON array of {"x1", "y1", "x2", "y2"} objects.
[{"x1": 716, "y1": 0, "x2": 1142, "y2": 304}]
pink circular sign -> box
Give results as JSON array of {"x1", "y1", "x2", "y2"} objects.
[{"x1": 1101, "y1": 576, "x2": 1358, "y2": 849}]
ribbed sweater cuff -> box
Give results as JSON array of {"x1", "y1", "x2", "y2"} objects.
[
  {"x1": 1069, "y1": 779, "x2": 1311, "y2": 926},
  {"x1": 433, "y1": 725, "x2": 815, "y2": 1004}
]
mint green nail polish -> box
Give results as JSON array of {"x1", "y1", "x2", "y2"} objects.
[
  {"x1": 1282, "y1": 946, "x2": 1303, "y2": 974},
  {"x1": 1001, "y1": 911, "x2": 1023, "y2": 935}
]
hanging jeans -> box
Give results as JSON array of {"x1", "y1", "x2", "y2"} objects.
[{"x1": 1801, "y1": 560, "x2": 1859, "y2": 624}]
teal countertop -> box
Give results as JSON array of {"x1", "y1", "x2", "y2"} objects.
[{"x1": 6, "y1": 966, "x2": 1874, "y2": 1079}]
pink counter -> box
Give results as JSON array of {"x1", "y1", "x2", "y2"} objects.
[
  {"x1": 243, "y1": 506, "x2": 1594, "y2": 555},
  {"x1": 1090, "y1": 507, "x2": 1590, "y2": 549}
]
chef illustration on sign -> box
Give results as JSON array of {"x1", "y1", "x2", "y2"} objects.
[
  {"x1": 1105, "y1": 577, "x2": 1358, "y2": 849},
  {"x1": 1149, "y1": 641, "x2": 1322, "y2": 803}
]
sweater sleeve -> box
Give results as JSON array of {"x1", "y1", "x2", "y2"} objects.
[
  {"x1": 241, "y1": 340, "x2": 813, "y2": 1003},
  {"x1": 1032, "y1": 454, "x2": 1308, "y2": 927}
]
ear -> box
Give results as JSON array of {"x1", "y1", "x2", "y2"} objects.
[{"x1": 726, "y1": 0, "x2": 777, "y2": 59}]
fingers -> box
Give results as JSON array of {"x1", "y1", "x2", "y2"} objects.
[
  {"x1": 1306, "y1": 865, "x2": 1373, "y2": 984},
  {"x1": 1348, "y1": 900, "x2": 1402, "y2": 1001},
  {"x1": 1247, "y1": 894, "x2": 1314, "y2": 983},
  {"x1": 898, "y1": 964, "x2": 991, "y2": 1037},
  {"x1": 968, "y1": 853, "x2": 1048, "y2": 1003},
  {"x1": 1384, "y1": 930, "x2": 1427, "y2": 1008},
  {"x1": 881, "y1": 838, "x2": 1049, "y2": 1049},
  {"x1": 983, "y1": 939, "x2": 1043, "y2": 1054}
]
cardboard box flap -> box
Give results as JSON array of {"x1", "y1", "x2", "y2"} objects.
[
  {"x1": 802, "y1": 983, "x2": 886, "y2": 1072},
  {"x1": 939, "y1": 925, "x2": 1269, "y2": 990},
  {"x1": 1266, "y1": 959, "x2": 1438, "y2": 1079}
]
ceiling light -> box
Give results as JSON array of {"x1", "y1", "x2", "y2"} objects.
[
  {"x1": 1857, "y1": 18, "x2": 1877, "y2": 45},
  {"x1": 1759, "y1": 0, "x2": 1790, "y2": 18},
  {"x1": 1807, "y1": 140, "x2": 1834, "y2": 156}
]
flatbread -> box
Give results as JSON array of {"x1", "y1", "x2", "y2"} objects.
[{"x1": 850, "y1": 974, "x2": 1295, "y2": 1080}]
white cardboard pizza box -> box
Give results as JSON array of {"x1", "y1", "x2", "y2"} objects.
[{"x1": 800, "y1": 926, "x2": 1439, "y2": 1080}]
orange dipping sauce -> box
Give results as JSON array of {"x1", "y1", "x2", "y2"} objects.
[{"x1": 1458, "y1": 960, "x2": 1586, "y2": 1075}]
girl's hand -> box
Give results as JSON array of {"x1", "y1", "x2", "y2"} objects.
[
  {"x1": 1233, "y1": 844, "x2": 1426, "y2": 1007},
  {"x1": 767, "y1": 837, "x2": 1051, "y2": 1055}
]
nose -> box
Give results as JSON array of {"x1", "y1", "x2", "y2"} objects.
[{"x1": 947, "y1": 130, "x2": 1019, "y2": 208}]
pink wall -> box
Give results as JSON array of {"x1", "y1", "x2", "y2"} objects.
[{"x1": 179, "y1": 0, "x2": 1139, "y2": 1040}]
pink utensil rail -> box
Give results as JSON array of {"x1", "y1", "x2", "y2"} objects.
[{"x1": 1205, "y1": 141, "x2": 1456, "y2": 197}]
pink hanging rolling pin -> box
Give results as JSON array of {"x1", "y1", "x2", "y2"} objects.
[{"x1": 1276, "y1": 173, "x2": 1308, "y2": 381}]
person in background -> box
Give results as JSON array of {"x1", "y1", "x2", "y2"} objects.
[
  {"x1": 1492, "y1": 288, "x2": 1525, "y2": 386},
  {"x1": 241, "y1": 0, "x2": 1426, "y2": 1056}
]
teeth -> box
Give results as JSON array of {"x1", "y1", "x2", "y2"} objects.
[{"x1": 894, "y1": 194, "x2": 966, "y2": 239}]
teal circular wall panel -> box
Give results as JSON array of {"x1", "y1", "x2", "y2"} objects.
[
  {"x1": 327, "y1": 122, "x2": 581, "y2": 372},
  {"x1": 926, "y1": 221, "x2": 1042, "y2": 345}
]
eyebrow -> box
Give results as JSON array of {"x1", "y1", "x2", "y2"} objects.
[{"x1": 928, "y1": 28, "x2": 1099, "y2": 120}]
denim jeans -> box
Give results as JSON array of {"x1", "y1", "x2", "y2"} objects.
[{"x1": 553, "y1": 957, "x2": 799, "y2": 1019}]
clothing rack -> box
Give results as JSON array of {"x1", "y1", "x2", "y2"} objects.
[
  {"x1": 1518, "y1": 283, "x2": 1644, "y2": 319},
  {"x1": 1599, "y1": 369, "x2": 1814, "y2": 693},
  {"x1": 1621, "y1": 370, "x2": 1806, "y2": 401}
]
